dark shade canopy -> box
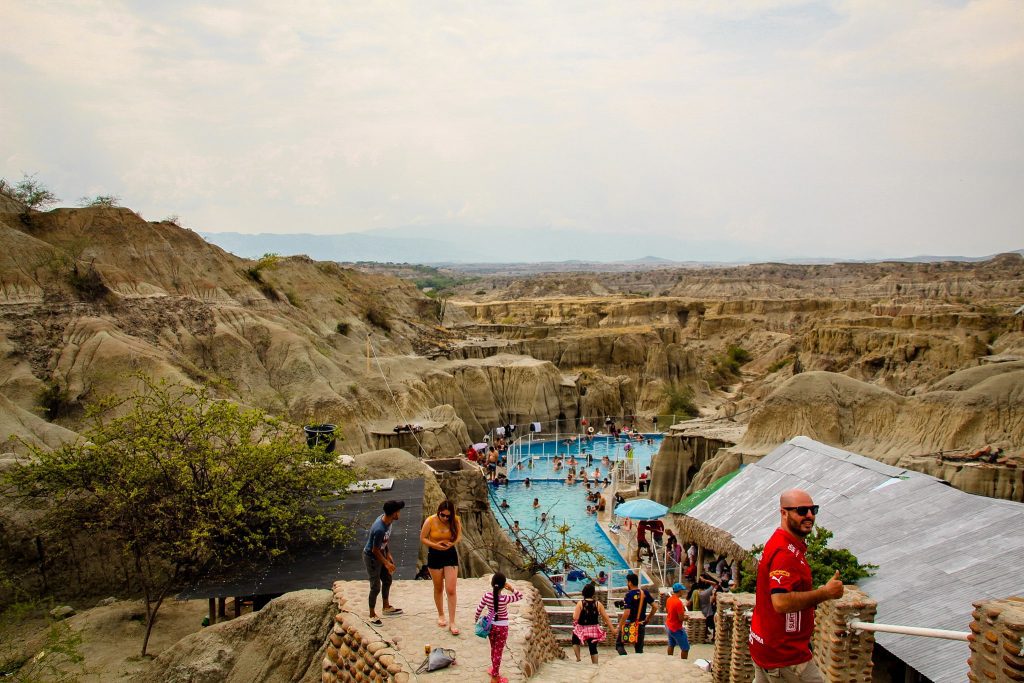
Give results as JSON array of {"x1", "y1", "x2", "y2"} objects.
[{"x1": 179, "y1": 478, "x2": 425, "y2": 599}]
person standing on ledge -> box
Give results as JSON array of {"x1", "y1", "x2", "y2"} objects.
[
  {"x1": 749, "y1": 488, "x2": 844, "y2": 683},
  {"x1": 363, "y1": 499, "x2": 405, "y2": 626},
  {"x1": 420, "y1": 500, "x2": 463, "y2": 635}
]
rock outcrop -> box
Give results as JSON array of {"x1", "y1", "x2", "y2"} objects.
[
  {"x1": 732, "y1": 368, "x2": 1024, "y2": 501},
  {"x1": 648, "y1": 422, "x2": 745, "y2": 507},
  {"x1": 132, "y1": 589, "x2": 333, "y2": 683}
]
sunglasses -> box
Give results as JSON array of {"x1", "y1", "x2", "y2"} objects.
[
  {"x1": 783, "y1": 505, "x2": 819, "y2": 516},
  {"x1": 438, "y1": 512, "x2": 451, "y2": 519}
]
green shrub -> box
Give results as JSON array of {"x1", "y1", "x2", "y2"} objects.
[
  {"x1": 709, "y1": 345, "x2": 752, "y2": 387},
  {"x1": 244, "y1": 253, "x2": 281, "y2": 284},
  {"x1": 662, "y1": 384, "x2": 698, "y2": 418},
  {"x1": 79, "y1": 194, "x2": 120, "y2": 208},
  {"x1": 366, "y1": 308, "x2": 391, "y2": 332},
  {"x1": 767, "y1": 357, "x2": 793, "y2": 373},
  {"x1": 727, "y1": 345, "x2": 751, "y2": 365},
  {"x1": 284, "y1": 289, "x2": 302, "y2": 308}
]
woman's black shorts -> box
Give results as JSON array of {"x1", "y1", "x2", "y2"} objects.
[{"x1": 427, "y1": 546, "x2": 459, "y2": 570}]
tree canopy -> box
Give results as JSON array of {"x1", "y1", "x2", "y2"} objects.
[
  {"x1": 738, "y1": 526, "x2": 877, "y2": 593},
  {"x1": 5, "y1": 378, "x2": 356, "y2": 655},
  {"x1": 0, "y1": 173, "x2": 59, "y2": 211}
]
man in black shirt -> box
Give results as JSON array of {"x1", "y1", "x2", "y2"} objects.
[{"x1": 615, "y1": 572, "x2": 659, "y2": 655}]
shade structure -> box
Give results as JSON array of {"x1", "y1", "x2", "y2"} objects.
[
  {"x1": 473, "y1": 442, "x2": 488, "y2": 452},
  {"x1": 614, "y1": 498, "x2": 668, "y2": 520}
]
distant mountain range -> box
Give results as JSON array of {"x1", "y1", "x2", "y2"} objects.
[{"x1": 200, "y1": 227, "x2": 1022, "y2": 267}]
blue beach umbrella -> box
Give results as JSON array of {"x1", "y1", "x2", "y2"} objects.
[{"x1": 614, "y1": 498, "x2": 668, "y2": 520}]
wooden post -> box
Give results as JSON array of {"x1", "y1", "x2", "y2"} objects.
[
  {"x1": 234, "y1": 596, "x2": 242, "y2": 618},
  {"x1": 217, "y1": 596, "x2": 226, "y2": 618},
  {"x1": 208, "y1": 598, "x2": 216, "y2": 625}
]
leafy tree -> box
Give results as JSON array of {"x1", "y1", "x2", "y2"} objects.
[
  {"x1": 0, "y1": 174, "x2": 60, "y2": 211},
  {"x1": 511, "y1": 511, "x2": 607, "y2": 578},
  {"x1": 4, "y1": 378, "x2": 356, "y2": 656},
  {"x1": 737, "y1": 526, "x2": 877, "y2": 593}
]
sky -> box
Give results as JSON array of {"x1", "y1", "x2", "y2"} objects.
[{"x1": 2, "y1": 1, "x2": 1023, "y2": 262}]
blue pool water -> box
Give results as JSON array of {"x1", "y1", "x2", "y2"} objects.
[
  {"x1": 487, "y1": 435, "x2": 663, "y2": 593},
  {"x1": 506, "y1": 434, "x2": 660, "y2": 482}
]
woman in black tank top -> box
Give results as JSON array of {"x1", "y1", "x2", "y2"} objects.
[{"x1": 571, "y1": 583, "x2": 615, "y2": 664}]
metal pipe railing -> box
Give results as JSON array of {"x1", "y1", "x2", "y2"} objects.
[{"x1": 847, "y1": 620, "x2": 969, "y2": 642}]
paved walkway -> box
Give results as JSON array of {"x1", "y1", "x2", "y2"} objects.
[
  {"x1": 335, "y1": 577, "x2": 712, "y2": 682},
  {"x1": 539, "y1": 650, "x2": 714, "y2": 682}
]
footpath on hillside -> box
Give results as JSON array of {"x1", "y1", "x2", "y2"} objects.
[{"x1": 335, "y1": 577, "x2": 712, "y2": 682}]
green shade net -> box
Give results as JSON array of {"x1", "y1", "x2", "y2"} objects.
[{"x1": 669, "y1": 467, "x2": 742, "y2": 515}]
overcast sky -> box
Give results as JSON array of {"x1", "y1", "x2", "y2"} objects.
[{"x1": 2, "y1": 1, "x2": 1023, "y2": 261}]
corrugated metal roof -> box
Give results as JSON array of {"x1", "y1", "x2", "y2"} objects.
[{"x1": 685, "y1": 436, "x2": 1024, "y2": 683}]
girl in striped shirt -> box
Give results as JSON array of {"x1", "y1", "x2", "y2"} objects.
[{"x1": 474, "y1": 573, "x2": 523, "y2": 683}]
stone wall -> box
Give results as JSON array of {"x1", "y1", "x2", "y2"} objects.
[
  {"x1": 323, "y1": 583, "x2": 411, "y2": 683},
  {"x1": 710, "y1": 589, "x2": 877, "y2": 683},
  {"x1": 509, "y1": 582, "x2": 568, "y2": 677},
  {"x1": 322, "y1": 578, "x2": 564, "y2": 682},
  {"x1": 967, "y1": 595, "x2": 1024, "y2": 682}
]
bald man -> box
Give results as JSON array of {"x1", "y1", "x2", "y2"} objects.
[{"x1": 749, "y1": 489, "x2": 844, "y2": 682}]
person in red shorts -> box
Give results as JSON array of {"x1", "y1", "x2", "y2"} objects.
[{"x1": 749, "y1": 489, "x2": 844, "y2": 682}]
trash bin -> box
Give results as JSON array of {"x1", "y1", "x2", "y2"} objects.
[{"x1": 303, "y1": 424, "x2": 336, "y2": 454}]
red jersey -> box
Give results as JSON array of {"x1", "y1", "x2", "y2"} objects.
[
  {"x1": 749, "y1": 527, "x2": 814, "y2": 669},
  {"x1": 665, "y1": 594, "x2": 687, "y2": 632}
]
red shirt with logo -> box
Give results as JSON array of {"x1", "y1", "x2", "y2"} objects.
[{"x1": 749, "y1": 527, "x2": 814, "y2": 669}]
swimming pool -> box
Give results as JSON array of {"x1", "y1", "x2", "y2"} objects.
[
  {"x1": 506, "y1": 434, "x2": 661, "y2": 483},
  {"x1": 488, "y1": 435, "x2": 663, "y2": 592}
]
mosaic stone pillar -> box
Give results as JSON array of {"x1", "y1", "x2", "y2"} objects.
[
  {"x1": 968, "y1": 596, "x2": 1024, "y2": 682},
  {"x1": 812, "y1": 587, "x2": 877, "y2": 682},
  {"x1": 686, "y1": 610, "x2": 707, "y2": 644},
  {"x1": 712, "y1": 592, "x2": 740, "y2": 683},
  {"x1": 728, "y1": 594, "x2": 757, "y2": 683}
]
